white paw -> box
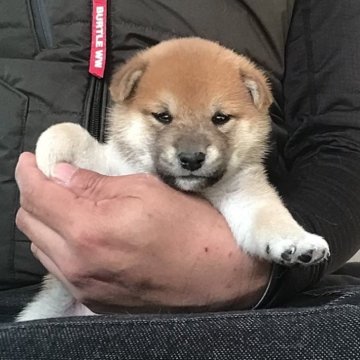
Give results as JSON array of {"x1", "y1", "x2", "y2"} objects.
[
  {"x1": 35, "y1": 123, "x2": 91, "y2": 177},
  {"x1": 266, "y1": 232, "x2": 330, "y2": 266}
]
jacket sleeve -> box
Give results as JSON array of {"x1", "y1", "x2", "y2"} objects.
[{"x1": 261, "y1": 0, "x2": 360, "y2": 306}]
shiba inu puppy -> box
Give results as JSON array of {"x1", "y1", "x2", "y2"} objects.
[{"x1": 17, "y1": 38, "x2": 330, "y2": 321}]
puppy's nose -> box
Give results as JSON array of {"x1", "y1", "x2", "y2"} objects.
[{"x1": 178, "y1": 152, "x2": 206, "y2": 171}]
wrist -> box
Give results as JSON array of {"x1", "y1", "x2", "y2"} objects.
[
  {"x1": 213, "y1": 255, "x2": 272, "y2": 310},
  {"x1": 178, "y1": 215, "x2": 272, "y2": 310},
  {"x1": 171, "y1": 196, "x2": 273, "y2": 310}
]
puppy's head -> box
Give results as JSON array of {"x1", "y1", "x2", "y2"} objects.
[{"x1": 109, "y1": 38, "x2": 273, "y2": 192}]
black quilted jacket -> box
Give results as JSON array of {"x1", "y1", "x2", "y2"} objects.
[{"x1": 0, "y1": 0, "x2": 359, "y2": 307}]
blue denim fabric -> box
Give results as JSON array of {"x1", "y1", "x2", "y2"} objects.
[{"x1": 0, "y1": 281, "x2": 359, "y2": 359}]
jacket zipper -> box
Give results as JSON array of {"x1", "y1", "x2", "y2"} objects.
[
  {"x1": 86, "y1": 0, "x2": 109, "y2": 141},
  {"x1": 29, "y1": 0, "x2": 107, "y2": 141},
  {"x1": 29, "y1": 0, "x2": 54, "y2": 49},
  {"x1": 86, "y1": 76, "x2": 108, "y2": 142}
]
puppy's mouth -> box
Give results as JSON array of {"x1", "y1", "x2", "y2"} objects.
[{"x1": 157, "y1": 172, "x2": 223, "y2": 192}]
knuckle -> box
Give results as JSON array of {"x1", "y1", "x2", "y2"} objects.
[
  {"x1": 135, "y1": 173, "x2": 161, "y2": 187},
  {"x1": 70, "y1": 223, "x2": 103, "y2": 250},
  {"x1": 15, "y1": 207, "x2": 30, "y2": 233},
  {"x1": 19, "y1": 187, "x2": 34, "y2": 208},
  {"x1": 79, "y1": 174, "x2": 106, "y2": 199},
  {"x1": 62, "y1": 260, "x2": 92, "y2": 286},
  {"x1": 19, "y1": 192, "x2": 39, "y2": 217},
  {"x1": 122, "y1": 174, "x2": 162, "y2": 207},
  {"x1": 63, "y1": 265, "x2": 84, "y2": 285},
  {"x1": 120, "y1": 196, "x2": 146, "y2": 226},
  {"x1": 30, "y1": 243, "x2": 39, "y2": 258},
  {"x1": 71, "y1": 227, "x2": 92, "y2": 247},
  {"x1": 125, "y1": 173, "x2": 161, "y2": 194},
  {"x1": 15, "y1": 208, "x2": 25, "y2": 229}
]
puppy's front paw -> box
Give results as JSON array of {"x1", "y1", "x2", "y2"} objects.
[
  {"x1": 36, "y1": 123, "x2": 91, "y2": 177},
  {"x1": 266, "y1": 232, "x2": 330, "y2": 266}
]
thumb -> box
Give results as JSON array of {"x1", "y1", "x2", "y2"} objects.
[{"x1": 52, "y1": 163, "x2": 113, "y2": 200}]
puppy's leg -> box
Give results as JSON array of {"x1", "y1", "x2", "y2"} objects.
[
  {"x1": 35, "y1": 122, "x2": 110, "y2": 177},
  {"x1": 204, "y1": 172, "x2": 330, "y2": 266},
  {"x1": 16, "y1": 275, "x2": 95, "y2": 322},
  {"x1": 249, "y1": 200, "x2": 329, "y2": 265}
]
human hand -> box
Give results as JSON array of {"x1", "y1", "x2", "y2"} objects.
[{"x1": 15, "y1": 152, "x2": 271, "y2": 313}]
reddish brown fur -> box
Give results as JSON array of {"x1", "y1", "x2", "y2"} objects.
[
  {"x1": 109, "y1": 38, "x2": 274, "y2": 189},
  {"x1": 111, "y1": 38, "x2": 272, "y2": 120}
]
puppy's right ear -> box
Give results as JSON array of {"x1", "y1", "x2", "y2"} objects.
[{"x1": 109, "y1": 57, "x2": 147, "y2": 103}]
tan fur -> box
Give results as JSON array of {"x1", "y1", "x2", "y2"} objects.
[
  {"x1": 18, "y1": 38, "x2": 329, "y2": 322},
  {"x1": 109, "y1": 38, "x2": 273, "y2": 188}
]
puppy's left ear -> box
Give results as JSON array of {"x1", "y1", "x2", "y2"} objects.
[
  {"x1": 241, "y1": 65, "x2": 273, "y2": 113},
  {"x1": 110, "y1": 55, "x2": 147, "y2": 103}
]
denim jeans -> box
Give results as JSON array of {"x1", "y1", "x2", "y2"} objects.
[{"x1": 1, "y1": 264, "x2": 360, "y2": 359}]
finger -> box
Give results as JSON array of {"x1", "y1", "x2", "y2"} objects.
[
  {"x1": 16, "y1": 153, "x2": 123, "y2": 204},
  {"x1": 52, "y1": 162, "x2": 114, "y2": 200},
  {"x1": 16, "y1": 207, "x2": 68, "y2": 264},
  {"x1": 15, "y1": 152, "x2": 92, "y2": 235},
  {"x1": 52, "y1": 162, "x2": 149, "y2": 201}
]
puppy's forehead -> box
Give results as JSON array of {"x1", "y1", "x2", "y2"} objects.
[{"x1": 136, "y1": 43, "x2": 250, "y2": 108}]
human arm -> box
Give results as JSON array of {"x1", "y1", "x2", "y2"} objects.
[
  {"x1": 15, "y1": 152, "x2": 270, "y2": 313},
  {"x1": 264, "y1": 0, "x2": 360, "y2": 305}
]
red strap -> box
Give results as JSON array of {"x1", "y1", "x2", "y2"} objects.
[{"x1": 89, "y1": 0, "x2": 107, "y2": 78}]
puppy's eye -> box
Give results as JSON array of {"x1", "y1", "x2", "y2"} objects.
[
  {"x1": 212, "y1": 112, "x2": 232, "y2": 126},
  {"x1": 151, "y1": 111, "x2": 173, "y2": 124}
]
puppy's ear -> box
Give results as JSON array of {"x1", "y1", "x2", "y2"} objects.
[
  {"x1": 110, "y1": 57, "x2": 147, "y2": 103},
  {"x1": 240, "y1": 64, "x2": 273, "y2": 113}
]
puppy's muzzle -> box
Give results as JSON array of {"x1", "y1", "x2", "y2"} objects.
[{"x1": 178, "y1": 151, "x2": 206, "y2": 171}]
